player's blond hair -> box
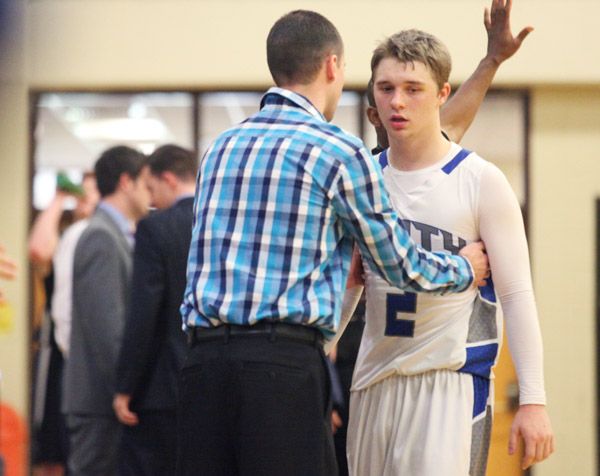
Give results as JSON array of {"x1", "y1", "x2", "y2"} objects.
[{"x1": 370, "y1": 29, "x2": 451, "y2": 90}]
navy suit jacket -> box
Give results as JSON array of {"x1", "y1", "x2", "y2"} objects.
[{"x1": 116, "y1": 197, "x2": 193, "y2": 411}]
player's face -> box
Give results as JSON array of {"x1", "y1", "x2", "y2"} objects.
[{"x1": 373, "y1": 58, "x2": 449, "y2": 142}]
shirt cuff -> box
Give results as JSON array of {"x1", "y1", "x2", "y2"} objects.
[{"x1": 458, "y1": 255, "x2": 474, "y2": 292}]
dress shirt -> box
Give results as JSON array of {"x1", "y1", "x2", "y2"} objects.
[
  {"x1": 51, "y1": 219, "x2": 89, "y2": 356},
  {"x1": 181, "y1": 87, "x2": 473, "y2": 339},
  {"x1": 98, "y1": 202, "x2": 135, "y2": 247}
]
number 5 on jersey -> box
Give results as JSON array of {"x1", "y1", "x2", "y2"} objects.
[{"x1": 385, "y1": 292, "x2": 417, "y2": 337}]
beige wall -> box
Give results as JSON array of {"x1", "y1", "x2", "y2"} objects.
[
  {"x1": 0, "y1": 0, "x2": 30, "y2": 422},
  {"x1": 530, "y1": 88, "x2": 600, "y2": 476},
  {"x1": 0, "y1": 1, "x2": 598, "y2": 474},
  {"x1": 27, "y1": 0, "x2": 600, "y2": 89}
]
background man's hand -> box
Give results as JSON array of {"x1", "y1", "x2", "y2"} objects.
[
  {"x1": 113, "y1": 393, "x2": 139, "y2": 426},
  {"x1": 459, "y1": 241, "x2": 489, "y2": 288}
]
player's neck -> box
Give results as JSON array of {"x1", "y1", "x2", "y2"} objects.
[{"x1": 387, "y1": 129, "x2": 451, "y2": 172}]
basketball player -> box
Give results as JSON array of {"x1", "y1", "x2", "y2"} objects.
[{"x1": 346, "y1": 29, "x2": 554, "y2": 476}]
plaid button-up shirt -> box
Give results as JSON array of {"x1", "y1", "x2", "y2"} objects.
[{"x1": 181, "y1": 87, "x2": 472, "y2": 339}]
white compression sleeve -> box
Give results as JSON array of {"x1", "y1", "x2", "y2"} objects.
[
  {"x1": 324, "y1": 285, "x2": 364, "y2": 355},
  {"x1": 478, "y1": 163, "x2": 546, "y2": 405}
]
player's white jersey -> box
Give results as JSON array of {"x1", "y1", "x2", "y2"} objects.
[{"x1": 352, "y1": 142, "x2": 501, "y2": 392}]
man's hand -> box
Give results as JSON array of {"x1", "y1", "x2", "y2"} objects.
[
  {"x1": 459, "y1": 241, "x2": 489, "y2": 288},
  {"x1": 485, "y1": 0, "x2": 534, "y2": 65},
  {"x1": 509, "y1": 404, "x2": 555, "y2": 469},
  {"x1": 113, "y1": 393, "x2": 139, "y2": 426},
  {"x1": 331, "y1": 409, "x2": 343, "y2": 435},
  {"x1": 0, "y1": 244, "x2": 17, "y2": 281},
  {"x1": 0, "y1": 244, "x2": 17, "y2": 304}
]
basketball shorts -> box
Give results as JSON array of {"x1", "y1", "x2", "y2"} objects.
[{"x1": 347, "y1": 369, "x2": 492, "y2": 476}]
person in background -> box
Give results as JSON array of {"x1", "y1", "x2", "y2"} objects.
[
  {"x1": 113, "y1": 144, "x2": 196, "y2": 476},
  {"x1": 62, "y1": 146, "x2": 150, "y2": 476},
  {"x1": 28, "y1": 172, "x2": 99, "y2": 476}
]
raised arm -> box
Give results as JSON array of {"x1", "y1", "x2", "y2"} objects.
[
  {"x1": 28, "y1": 193, "x2": 68, "y2": 268},
  {"x1": 441, "y1": 0, "x2": 533, "y2": 142}
]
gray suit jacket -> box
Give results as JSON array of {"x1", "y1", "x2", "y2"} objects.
[{"x1": 63, "y1": 207, "x2": 132, "y2": 415}]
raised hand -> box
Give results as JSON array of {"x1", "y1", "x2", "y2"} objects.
[{"x1": 485, "y1": 0, "x2": 534, "y2": 64}]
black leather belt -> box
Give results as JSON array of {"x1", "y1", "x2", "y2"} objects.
[{"x1": 186, "y1": 321, "x2": 324, "y2": 347}]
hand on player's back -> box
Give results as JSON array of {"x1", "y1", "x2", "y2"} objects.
[{"x1": 458, "y1": 241, "x2": 489, "y2": 288}]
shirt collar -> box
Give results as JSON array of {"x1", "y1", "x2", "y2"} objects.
[
  {"x1": 260, "y1": 87, "x2": 326, "y2": 122},
  {"x1": 98, "y1": 201, "x2": 135, "y2": 244},
  {"x1": 174, "y1": 193, "x2": 194, "y2": 204}
]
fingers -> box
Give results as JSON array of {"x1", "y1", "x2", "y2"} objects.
[
  {"x1": 117, "y1": 406, "x2": 139, "y2": 426},
  {"x1": 520, "y1": 428, "x2": 555, "y2": 469},
  {"x1": 470, "y1": 241, "x2": 485, "y2": 251},
  {"x1": 331, "y1": 410, "x2": 343, "y2": 434},
  {"x1": 521, "y1": 446, "x2": 535, "y2": 470},
  {"x1": 546, "y1": 434, "x2": 556, "y2": 459},
  {"x1": 113, "y1": 396, "x2": 139, "y2": 426},
  {"x1": 484, "y1": 7, "x2": 491, "y2": 30},
  {"x1": 0, "y1": 255, "x2": 17, "y2": 280},
  {"x1": 516, "y1": 26, "x2": 534, "y2": 46}
]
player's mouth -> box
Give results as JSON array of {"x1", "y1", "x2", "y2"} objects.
[{"x1": 389, "y1": 115, "x2": 408, "y2": 130}]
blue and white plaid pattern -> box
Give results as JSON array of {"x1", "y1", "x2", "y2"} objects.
[{"x1": 181, "y1": 87, "x2": 473, "y2": 338}]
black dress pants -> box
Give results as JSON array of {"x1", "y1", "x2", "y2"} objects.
[
  {"x1": 118, "y1": 410, "x2": 177, "y2": 476},
  {"x1": 176, "y1": 329, "x2": 337, "y2": 476}
]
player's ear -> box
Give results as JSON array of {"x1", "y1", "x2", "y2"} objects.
[
  {"x1": 366, "y1": 106, "x2": 383, "y2": 128},
  {"x1": 438, "y1": 82, "x2": 451, "y2": 106}
]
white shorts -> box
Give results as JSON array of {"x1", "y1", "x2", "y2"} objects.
[{"x1": 347, "y1": 369, "x2": 492, "y2": 476}]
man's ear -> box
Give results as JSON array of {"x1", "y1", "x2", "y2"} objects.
[
  {"x1": 118, "y1": 173, "x2": 133, "y2": 192},
  {"x1": 438, "y1": 82, "x2": 451, "y2": 106},
  {"x1": 161, "y1": 171, "x2": 179, "y2": 189},
  {"x1": 325, "y1": 54, "x2": 340, "y2": 82},
  {"x1": 366, "y1": 106, "x2": 383, "y2": 128}
]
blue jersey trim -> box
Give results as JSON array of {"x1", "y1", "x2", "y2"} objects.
[
  {"x1": 442, "y1": 148, "x2": 471, "y2": 174},
  {"x1": 472, "y1": 375, "x2": 491, "y2": 418},
  {"x1": 459, "y1": 343, "x2": 499, "y2": 378},
  {"x1": 479, "y1": 276, "x2": 496, "y2": 303},
  {"x1": 378, "y1": 149, "x2": 389, "y2": 169}
]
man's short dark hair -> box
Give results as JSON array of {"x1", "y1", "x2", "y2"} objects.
[
  {"x1": 267, "y1": 10, "x2": 343, "y2": 86},
  {"x1": 94, "y1": 145, "x2": 146, "y2": 198},
  {"x1": 146, "y1": 144, "x2": 197, "y2": 181}
]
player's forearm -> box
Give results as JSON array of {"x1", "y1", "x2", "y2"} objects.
[
  {"x1": 502, "y1": 294, "x2": 547, "y2": 405},
  {"x1": 441, "y1": 56, "x2": 499, "y2": 143}
]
